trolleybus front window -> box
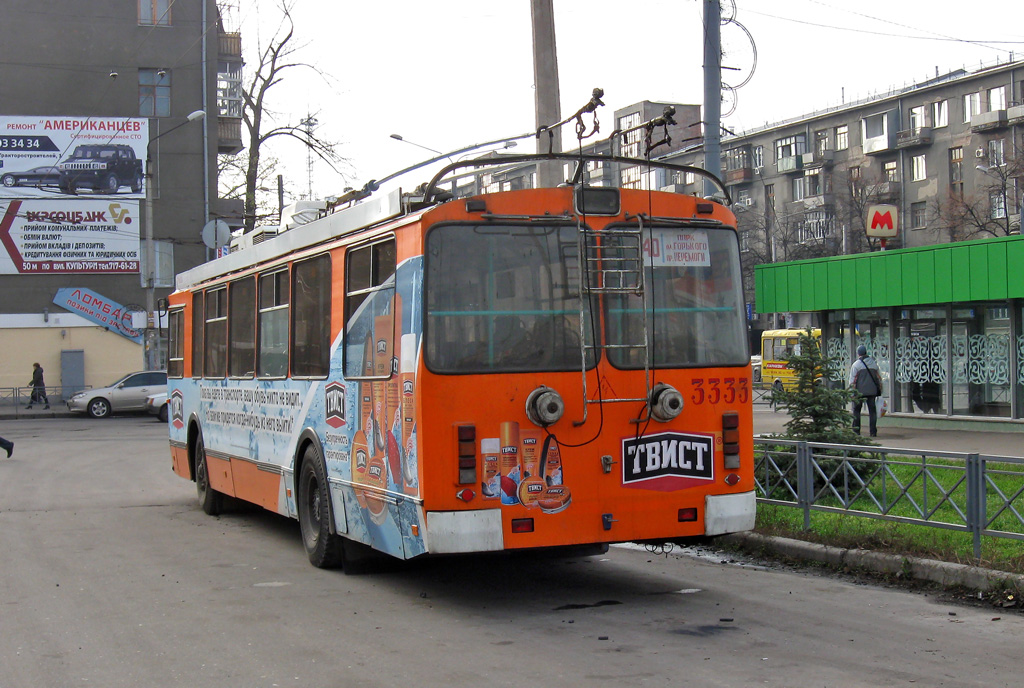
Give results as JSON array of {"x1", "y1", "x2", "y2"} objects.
[
  {"x1": 606, "y1": 225, "x2": 747, "y2": 368},
  {"x1": 425, "y1": 223, "x2": 596, "y2": 373}
]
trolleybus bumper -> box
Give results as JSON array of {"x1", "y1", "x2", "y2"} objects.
[
  {"x1": 425, "y1": 509, "x2": 504, "y2": 554},
  {"x1": 704, "y1": 490, "x2": 756, "y2": 536}
]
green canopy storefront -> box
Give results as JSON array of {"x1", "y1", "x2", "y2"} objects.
[{"x1": 755, "y1": 235, "x2": 1024, "y2": 421}]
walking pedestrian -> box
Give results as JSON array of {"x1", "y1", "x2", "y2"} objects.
[
  {"x1": 0, "y1": 435, "x2": 12, "y2": 458},
  {"x1": 25, "y1": 362, "x2": 49, "y2": 409},
  {"x1": 848, "y1": 345, "x2": 882, "y2": 437}
]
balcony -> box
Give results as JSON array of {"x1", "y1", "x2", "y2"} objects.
[
  {"x1": 801, "y1": 150, "x2": 835, "y2": 168},
  {"x1": 219, "y1": 32, "x2": 242, "y2": 58},
  {"x1": 802, "y1": 194, "x2": 835, "y2": 210},
  {"x1": 725, "y1": 167, "x2": 753, "y2": 185},
  {"x1": 218, "y1": 116, "x2": 244, "y2": 155},
  {"x1": 971, "y1": 109, "x2": 1007, "y2": 132},
  {"x1": 777, "y1": 155, "x2": 803, "y2": 174},
  {"x1": 896, "y1": 127, "x2": 933, "y2": 149},
  {"x1": 1007, "y1": 104, "x2": 1024, "y2": 126},
  {"x1": 864, "y1": 181, "x2": 899, "y2": 199}
]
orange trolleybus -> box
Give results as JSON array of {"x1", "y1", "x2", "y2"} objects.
[{"x1": 165, "y1": 132, "x2": 755, "y2": 570}]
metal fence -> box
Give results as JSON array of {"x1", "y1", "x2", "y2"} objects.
[
  {"x1": 754, "y1": 438, "x2": 1024, "y2": 558},
  {"x1": 0, "y1": 386, "x2": 83, "y2": 415}
]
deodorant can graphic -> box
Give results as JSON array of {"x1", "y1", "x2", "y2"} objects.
[{"x1": 499, "y1": 421, "x2": 521, "y2": 505}]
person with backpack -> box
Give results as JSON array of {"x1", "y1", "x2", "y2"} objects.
[{"x1": 848, "y1": 345, "x2": 882, "y2": 437}]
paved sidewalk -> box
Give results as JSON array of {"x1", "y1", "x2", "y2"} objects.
[{"x1": 754, "y1": 403, "x2": 1024, "y2": 457}]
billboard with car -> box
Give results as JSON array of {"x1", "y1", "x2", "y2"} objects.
[{"x1": 0, "y1": 116, "x2": 148, "y2": 199}]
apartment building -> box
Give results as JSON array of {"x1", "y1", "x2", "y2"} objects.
[{"x1": 0, "y1": 0, "x2": 243, "y2": 392}]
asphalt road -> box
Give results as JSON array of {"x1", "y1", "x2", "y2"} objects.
[{"x1": 0, "y1": 416, "x2": 1021, "y2": 688}]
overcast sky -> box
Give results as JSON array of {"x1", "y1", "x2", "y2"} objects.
[{"x1": 230, "y1": 0, "x2": 1023, "y2": 205}]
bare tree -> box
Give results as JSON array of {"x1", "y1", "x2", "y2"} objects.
[
  {"x1": 218, "y1": 152, "x2": 282, "y2": 228},
  {"x1": 226, "y1": 0, "x2": 348, "y2": 233},
  {"x1": 934, "y1": 144, "x2": 1022, "y2": 241}
]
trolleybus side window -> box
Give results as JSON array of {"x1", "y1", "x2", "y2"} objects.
[
  {"x1": 291, "y1": 254, "x2": 331, "y2": 378},
  {"x1": 204, "y1": 287, "x2": 228, "y2": 378},
  {"x1": 424, "y1": 222, "x2": 595, "y2": 373},
  {"x1": 229, "y1": 276, "x2": 256, "y2": 378},
  {"x1": 191, "y1": 291, "x2": 204, "y2": 378},
  {"x1": 167, "y1": 308, "x2": 184, "y2": 378},
  {"x1": 606, "y1": 225, "x2": 747, "y2": 369},
  {"x1": 344, "y1": 238, "x2": 397, "y2": 379},
  {"x1": 258, "y1": 269, "x2": 289, "y2": 378}
]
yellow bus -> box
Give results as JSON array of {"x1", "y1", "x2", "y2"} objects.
[{"x1": 759, "y1": 328, "x2": 820, "y2": 392}]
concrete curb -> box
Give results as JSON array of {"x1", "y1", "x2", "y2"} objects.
[{"x1": 722, "y1": 531, "x2": 1024, "y2": 593}]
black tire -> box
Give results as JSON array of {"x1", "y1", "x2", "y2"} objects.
[
  {"x1": 157, "y1": 404, "x2": 168, "y2": 423},
  {"x1": 102, "y1": 173, "x2": 120, "y2": 193},
  {"x1": 195, "y1": 435, "x2": 223, "y2": 516},
  {"x1": 297, "y1": 444, "x2": 344, "y2": 568},
  {"x1": 130, "y1": 171, "x2": 143, "y2": 193},
  {"x1": 87, "y1": 397, "x2": 111, "y2": 418},
  {"x1": 1, "y1": 174, "x2": 14, "y2": 187}
]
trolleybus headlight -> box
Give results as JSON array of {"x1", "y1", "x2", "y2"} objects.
[
  {"x1": 525, "y1": 386, "x2": 565, "y2": 427},
  {"x1": 649, "y1": 383, "x2": 683, "y2": 422}
]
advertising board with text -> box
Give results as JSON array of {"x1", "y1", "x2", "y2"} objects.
[
  {"x1": 0, "y1": 198, "x2": 140, "y2": 274},
  {"x1": 0, "y1": 116, "x2": 148, "y2": 199}
]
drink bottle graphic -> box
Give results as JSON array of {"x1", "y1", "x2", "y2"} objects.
[
  {"x1": 499, "y1": 421, "x2": 521, "y2": 505},
  {"x1": 480, "y1": 438, "x2": 500, "y2": 499},
  {"x1": 400, "y1": 333, "x2": 418, "y2": 494},
  {"x1": 384, "y1": 306, "x2": 402, "y2": 486}
]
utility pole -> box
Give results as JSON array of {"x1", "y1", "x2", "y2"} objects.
[
  {"x1": 703, "y1": 0, "x2": 722, "y2": 198},
  {"x1": 531, "y1": 0, "x2": 562, "y2": 188}
]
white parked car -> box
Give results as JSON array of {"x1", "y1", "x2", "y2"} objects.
[
  {"x1": 145, "y1": 392, "x2": 169, "y2": 422},
  {"x1": 67, "y1": 371, "x2": 167, "y2": 418}
]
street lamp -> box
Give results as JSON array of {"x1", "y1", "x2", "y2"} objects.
[
  {"x1": 390, "y1": 133, "x2": 442, "y2": 155},
  {"x1": 143, "y1": 109, "x2": 205, "y2": 370}
]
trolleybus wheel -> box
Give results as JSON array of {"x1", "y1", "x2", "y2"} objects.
[
  {"x1": 195, "y1": 435, "x2": 223, "y2": 516},
  {"x1": 298, "y1": 445, "x2": 344, "y2": 569}
]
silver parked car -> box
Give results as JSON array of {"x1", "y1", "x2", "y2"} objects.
[
  {"x1": 145, "y1": 391, "x2": 169, "y2": 422},
  {"x1": 67, "y1": 371, "x2": 167, "y2": 418}
]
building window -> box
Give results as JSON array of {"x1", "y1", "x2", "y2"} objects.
[
  {"x1": 684, "y1": 171, "x2": 696, "y2": 185},
  {"x1": 989, "y1": 138, "x2": 1005, "y2": 166},
  {"x1": 799, "y1": 211, "x2": 834, "y2": 243},
  {"x1": 949, "y1": 147, "x2": 963, "y2": 195},
  {"x1": 764, "y1": 183, "x2": 774, "y2": 209},
  {"x1": 909, "y1": 105, "x2": 926, "y2": 133},
  {"x1": 990, "y1": 190, "x2": 1007, "y2": 219},
  {"x1": 618, "y1": 112, "x2": 641, "y2": 158},
  {"x1": 792, "y1": 176, "x2": 805, "y2": 201},
  {"x1": 752, "y1": 145, "x2": 764, "y2": 169},
  {"x1": 804, "y1": 170, "x2": 822, "y2": 197},
  {"x1": 863, "y1": 113, "x2": 887, "y2": 139},
  {"x1": 774, "y1": 134, "x2": 806, "y2": 161},
  {"x1": 834, "y1": 125, "x2": 848, "y2": 151},
  {"x1": 736, "y1": 188, "x2": 751, "y2": 205},
  {"x1": 932, "y1": 100, "x2": 948, "y2": 128},
  {"x1": 725, "y1": 147, "x2": 751, "y2": 171},
  {"x1": 815, "y1": 130, "x2": 828, "y2": 156},
  {"x1": 883, "y1": 160, "x2": 899, "y2": 183},
  {"x1": 139, "y1": 0, "x2": 171, "y2": 26},
  {"x1": 963, "y1": 92, "x2": 981, "y2": 123},
  {"x1": 910, "y1": 202, "x2": 927, "y2": 229},
  {"x1": 911, "y1": 154, "x2": 927, "y2": 182},
  {"x1": 139, "y1": 68, "x2": 170, "y2": 117},
  {"x1": 988, "y1": 85, "x2": 1007, "y2": 111}
]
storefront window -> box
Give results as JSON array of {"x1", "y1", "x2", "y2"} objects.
[
  {"x1": 895, "y1": 308, "x2": 947, "y2": 415},
  {"x1": 854, "y1": 309, "x2": 890, "y2": 398},
  {"x1": 952, "y1": 304, "x2": 1011, "y2": 417}
]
